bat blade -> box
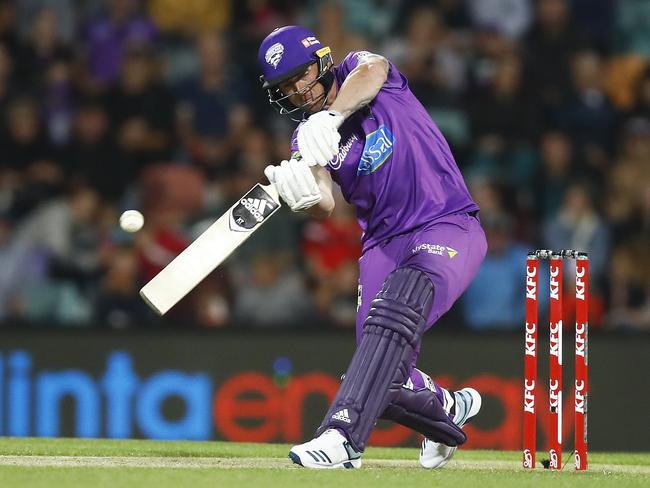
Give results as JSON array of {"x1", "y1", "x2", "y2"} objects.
[{"x1": 140, "y1": 183, "x2": 281, "y2": 315}]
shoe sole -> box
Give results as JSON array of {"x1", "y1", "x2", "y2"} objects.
[{"x1": 289, "y1": 451, "x2": 361, "y2": 469}]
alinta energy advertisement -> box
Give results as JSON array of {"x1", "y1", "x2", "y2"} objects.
[{"x1": 0, "y1": 329, "x2": 645, "y2": 451}]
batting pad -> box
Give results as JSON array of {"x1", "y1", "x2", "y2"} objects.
[
  {"x1": 381, "y1": 386, "x2": 467, "y2": 446},
  {"x1": 316, "y1": 267, "x2": 433, "y2": 451}
]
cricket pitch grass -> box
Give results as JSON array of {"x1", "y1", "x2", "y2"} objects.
[{"x1": 0, "y1": 438, "x2": 648, "y2": 487}]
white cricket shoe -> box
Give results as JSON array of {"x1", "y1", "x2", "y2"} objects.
[
  {"x1": 289, "y1": 429, "x2": 362, "y2": 469},
  {"x1": 419, "y1": 387, "x2": 482, "y2": 469}
]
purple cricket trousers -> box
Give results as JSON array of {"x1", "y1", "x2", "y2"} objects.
[{"x1": 356, "y1": 212, "x2": 487, "y2": 364}]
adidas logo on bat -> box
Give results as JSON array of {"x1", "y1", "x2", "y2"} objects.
[
  {"x1": 241, "y1": 198, "x2": 269, "y2": 222},
  {"x1": 229, "y1": 184, "x2": 279, "y2": 232}
]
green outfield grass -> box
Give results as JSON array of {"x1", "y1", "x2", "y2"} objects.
[{"x1": 0, "y1": 438, "x2": 648, "y2": 488}]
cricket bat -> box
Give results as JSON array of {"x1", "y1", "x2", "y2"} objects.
[{"x1": 140, "y1": 183, "x2": 281, "y2": 315}]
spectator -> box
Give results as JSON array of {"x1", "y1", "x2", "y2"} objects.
[
  {"x1": 230, "y1": 0, "x2": 292, "y2": 80},
  {"x1": 301, "y1": 189, "x2": 361, "y2": 281},
  {"x1": 392, "y1": 0, "x2": 471, "y2": 33},
  {"x1": 14, "y1": 9, "x2": 72, "y2": 91},
  {"x1": 42, "y1": 53, "x2": 75, "y2": 147},
  {"x1": 302, "y1": 190, "x2": 361, "y2": 328},
  {"x1": 0, "y1": 0, "x2": 18, "y2": 57},
  {"x1": 571, "y1": 0, "x2": 616, "y2": 54},
  {"x1": 615, "y1": 0, "x2": 650, "y2": 56},
  {"x1": 467, "y1": 52, "x2": 540, "y2": 147},
  {"x1": 0, "y1": 42, "x2": 17, "y2": 135},
  {"x1": 461, "y1": 211, "x2": 533, "y2": 330},
  {"x1": 533, "y1": 130, "x2": 574, "y2": 220},
  {"x1": 468, "y1": 177, "x2": 507, "y2": 217},
  {"x1": 236, "y1": 126, "x2": 272, "y2": 176},
  {"x1": 466, "y1": 0, "x2": 533, "y2": 40},
  {"x1": 558, "y1": 50, "x2": 619, "y2": 182},
  {"x1": 16, "y1": 1, "x2": 76, "y2": 45},
  {"x1": 627, "y1": 67, "x2": 650, "y2": 121},
  {"x1": 1, "y1": 184, "x2": 102, "y2": 324},
  {"x1": 523, "y1": 0, "x2": 586, "y2": 112},
  {"x1": 175, "y1": 32, "x2": 251, "y2": 180},
  {"x1": 606, "y1": 240, "x2": 650, "y2": 331},
  {"x1": 94, "y1": 246, "x2": 151, "y2": 328},
  {"x1": 83, "y1": 0, "x2": 157, "y2": 86},
  {"x1": 233, "y1": 251, "x2": 313, "y2": 328},
  {"x1": 0, "y1": 0, "x2": 644, "y2": 329},
  {"x1": 1, "y1": 98, "x2": 50, "y2": 170},
  {"x1": 0, "y1": 98, "x2": 63, "y2": 220},
  {"x1": 465, "y1": 50, "x2": 540, "y2": 188},
  {"x1": 321, "y1": 260, "x2": 360, "y2": 328},
  {"x1": 186, "y1": 271, "x2": 235, "y2": 328},
  {"x1": 315, "y1": 2, "x2": 368, "y2": 64},
  {"x1": 543, "y1": 183, "x2": 610, "y2": 283},
  {"x1": 383, "y1": 6, "x2": 467, "y2": 105},
  {"x1": 427, "y1": 0, "x2": 471, "y2": 30},
  {"x1": 0, "y1": 215, "x2": 48, "y2": 321},
  {"x1": 60, "y1": 97, "x2": 125, "y2": 202},
  {"x1": 148, "y1": 0, "x2": 231, "y2": 36},
  {"x1": 606, "y1": 118, "x2": 650, "y2": 244},
  {"x1": 134, "y1": 209, "x2": 180, "y2": 259},
  {"x1": 107, "y1": 44, "x2": 175, "y2": 174}
]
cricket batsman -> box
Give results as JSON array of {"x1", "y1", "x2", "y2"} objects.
[{"x1": 259, "y1": 26, "x2": 488, "y2": 469}]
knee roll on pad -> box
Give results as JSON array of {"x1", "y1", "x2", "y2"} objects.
[
  {"x1": 316, "y1": 267, "x2": 434, "y2": 451},
  {"x1": 365, "y1": 267, "x2": 434, "y2": 345}
]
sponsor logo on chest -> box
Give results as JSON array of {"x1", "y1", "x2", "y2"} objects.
[
  {"x1": 357, "y1": 124, "x2": 395, "y2": 175},
  {"x1": 329, "y1": 133, "x2": 359, "y2": 170}
]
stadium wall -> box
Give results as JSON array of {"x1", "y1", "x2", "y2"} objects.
[{"x1": 0, "y1": 329, "x2": 646, "y2": 451}]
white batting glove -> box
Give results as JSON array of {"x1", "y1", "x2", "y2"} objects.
[
  {"x1": 264, "y1": 159, "x2": 322, "y2": 212},
  {"x1": 297, "y1": 110, "x2": 345, "y2": 166}
]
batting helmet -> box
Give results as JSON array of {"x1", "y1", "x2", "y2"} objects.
[{"x1": 258, "y1": 25, "x2": 334, "y2": 121}]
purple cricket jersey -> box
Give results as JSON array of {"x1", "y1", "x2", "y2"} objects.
[{"x1": 291, "y1": 51, "x2": 479, "y2": 251}]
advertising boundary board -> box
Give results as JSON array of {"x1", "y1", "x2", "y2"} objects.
[{"x1": 0, "y1": 328, "x2": 647, "y2": 451}]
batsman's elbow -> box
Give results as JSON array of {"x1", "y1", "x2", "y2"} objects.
[{"x1": 358, "y1": 54, "x2": 389, "y2": 84}]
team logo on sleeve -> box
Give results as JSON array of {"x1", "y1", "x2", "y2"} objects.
[
  {"x1": 265, "y1": 43, "x2": 284, "y2": 69},
  {"x1": 357, "y1": 125, "x2": 395, "y2": 175}
]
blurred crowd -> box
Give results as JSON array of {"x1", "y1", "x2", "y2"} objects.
[{"x1": 0, "y1": 0, "x2": 648, "y2": 331}]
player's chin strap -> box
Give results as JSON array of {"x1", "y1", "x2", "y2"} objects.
[{"x1": 315, "y1": 267, "x2": 433, "y2": 452}]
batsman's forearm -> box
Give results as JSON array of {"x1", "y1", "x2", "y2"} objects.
[
  {"x1": 304, "y1": 165, "x2": 335, "y2": 218},
  {"x1": 329, "y1": 58, "x2": 388, "y2": 119},
  {"x1": 304, "y1": 199, "x2": 334, "y2": 219}
]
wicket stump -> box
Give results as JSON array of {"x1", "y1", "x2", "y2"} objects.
[{"x1": 523, "y1": 249, "x2": 588, "y2": 471}]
